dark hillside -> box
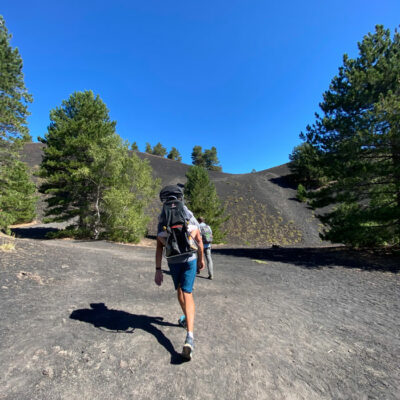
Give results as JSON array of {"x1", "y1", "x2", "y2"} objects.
[{"x1": 21, "y1": 143, "x2": 323, "y2": 246}]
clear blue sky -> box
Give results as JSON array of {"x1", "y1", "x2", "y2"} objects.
[{"x1": 2, "y1": 1, "x2": 400, "y2": 173}]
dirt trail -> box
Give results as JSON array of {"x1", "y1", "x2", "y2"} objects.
[{"x1": 1, "y1": 238, "x2": 399, "y2": 400}]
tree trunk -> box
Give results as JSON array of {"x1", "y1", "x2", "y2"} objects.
[{"x1": 93, "y1": 185, "x2": 101, "y2": 240}]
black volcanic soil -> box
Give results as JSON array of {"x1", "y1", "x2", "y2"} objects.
[
  {"x1": 20, "y1": 143, "x2": 323, "y2": 247},
  {"x1": 0, "y1": 238, "x2": 399, "y2": 399}
]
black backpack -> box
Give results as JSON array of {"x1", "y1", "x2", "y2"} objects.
[{"x1": 159, "y1": 197, "x2": 198, "y2": 260}]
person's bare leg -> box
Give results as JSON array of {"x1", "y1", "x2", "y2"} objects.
[
  {"x1": 181, "y1": 291, "x2": 195, "y2": 360},
  {"x1": 177, "y1": 286, "x2": 185, "y2": 315},
  {"x1": 182, "y1": 291, "x2": 195, "y2": 333}
]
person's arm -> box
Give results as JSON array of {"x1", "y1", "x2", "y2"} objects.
[
  {"x1": 194, "y1": 229, "x2": 205, "y2": 271},
  {"x1": 155, "y1": 237, "x2": 164, "y2": 286}
]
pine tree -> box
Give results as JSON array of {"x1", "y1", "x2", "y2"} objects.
[
  {"x1": 288, "y1": 142, "x2": 326, "y2": 189},
  {"x1": 0, "y1": 161, "x2": 36, "y2": 230},
  {"x1": 152, "y1": 142, "x2": 167, "y2": 157},
  {"x1": 130, "y1": 141, "x2": 138, "y2": 151},
  {"x1": 0, "y1": 15, "x2": 36, "y2": 233},
  {"x1": 184, "y1": 166, "x2": 228, "y2": 243},
  {"x1": 203, "y1": 146, "x2": 222, "y2": 171},
  {"x1": 191, "y1": 145, "x2": 204, "y2": 166},
  {"x1": 301, "y1": 25, "x2": 400, "y2": 248},
  {"x1": 167, "y1": 147, "x2": 182, "y2": 161},
  {"x1": 191, "y1": 145, "x2": 222, "y2": 171},
  {"x1": 39, "y1": 90, "x2": 159, "y2": 242},
  {"x1": 145, "y1": 142, "x2": 167, "y2": 157}
]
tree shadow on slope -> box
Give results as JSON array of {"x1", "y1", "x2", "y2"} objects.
[
  {"x1": 212, "y1": 247, "x2": 399, "y2": 273},
  {"x1": 268, "y1": 174, "x2": 297, "y2": 190},
  {"x1": 70, "y1": 303, "x2": 186, "y2": 364}
]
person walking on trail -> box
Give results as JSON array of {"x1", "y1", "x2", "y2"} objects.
[
  {"x1": 154, "y1": 185, "x2": 205, "y2": 360},
  {"x1": 198, "y1": 217, "x2": 214, "y2": 280}
]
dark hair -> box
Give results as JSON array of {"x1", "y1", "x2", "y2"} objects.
[{"x1": 198, "y1": 217, "x2": 205, "y2": 223}]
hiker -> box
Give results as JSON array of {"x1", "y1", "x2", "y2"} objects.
[
  {"x1": 198, "y1": 217, "x2": 214, "y2": 280},
  {"x1": 154, "y1": 185, "x2": 205, "y2": 360}
]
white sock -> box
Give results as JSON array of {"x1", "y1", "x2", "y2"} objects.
[{"x1": 187, "y1": 331, "x2": 194, "y2": 339}]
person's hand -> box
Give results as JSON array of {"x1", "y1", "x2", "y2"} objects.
[
  {"x1": 155, "y1": 269, "x2": 163, "y2": 286},
  {"x1": 197, "y1": 259, "x2": 205, "y2": 273}
]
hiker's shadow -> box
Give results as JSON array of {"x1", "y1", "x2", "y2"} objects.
[{"x1": 70, "y1": 303, "x2": 185, "y2": 364}]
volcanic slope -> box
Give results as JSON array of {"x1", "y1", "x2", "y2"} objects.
[{"x1": 21, "y1": 143, "x2": 323, "y2": 246}]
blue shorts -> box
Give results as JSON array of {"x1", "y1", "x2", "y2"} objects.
[{"x1": 168, "y1": 258, "x2": 197, "y2": 293}]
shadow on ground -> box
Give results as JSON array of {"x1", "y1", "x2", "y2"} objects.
[
  {"x1": 70, "y1": 303, "x2": 186, "y2": 364},
  {"x1": 11, "y1": 226, "x2": 59, "y2": 240},
  {"x1": 213, "y1": 247, "x2": 399, "y2": 273},
  {"x1": 268, "y1": 176, "x2": 296, "y2": 189}
]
